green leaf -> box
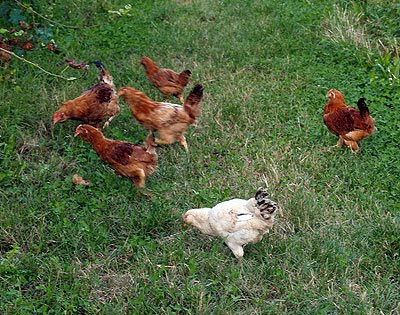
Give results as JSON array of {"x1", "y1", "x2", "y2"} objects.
[
  {"x1": 12, "y1": 30, "x2": 24, "y2": 37},
  {"x1": 0, "y1": 28, "x2": 8, "y2": 34}
]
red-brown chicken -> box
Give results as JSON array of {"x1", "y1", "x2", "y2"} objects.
[
  {"x1": 323, "y1": 89, "x2": 376, "y2": 152},
  {"x1": 118, "y1": 84, "x2": 204, "y2": 152},
  {"x1": 140, "y1": 56, "x2": 191, "y2": 103},
  {"x1": 74, "y1": 125, "x2": 157, "y2": 188},
  {"x1": 53, "y1": 61, "x2": 119, "y2": 128}
]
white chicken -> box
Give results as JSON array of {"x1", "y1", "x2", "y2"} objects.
[{"x1": 183, "y1": 188, "x2": 278, "y2": 259}]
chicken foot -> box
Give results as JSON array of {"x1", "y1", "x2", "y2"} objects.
[{"x1": 335, "y1": 136, "x2": 344, "y2": 147}]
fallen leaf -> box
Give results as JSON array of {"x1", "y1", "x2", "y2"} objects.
[
  {"x1": 65, "y1": 59, "x2": 89, "y2": 71},
  {"x1": 7, "y1": 38, "x2": 22, "y2": 47},
  {"x1": 72, "y1": 174, "x2": 90, "y2": 186},
  {"x1": 22, "y1": 41, "x2": 34, "y2": 51},
  {"x1": 0, "y1": 42, "x2": 11, "y2": 62},
  {"x1": 47, "y1": 42, "x2": 62, "y2": 54},
  {"x1": 18, "y1": 21, "x2": 29, "y2": 30}
]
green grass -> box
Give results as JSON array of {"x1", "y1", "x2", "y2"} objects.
[{"x1": 1, "y1": 0, "x2": 399, "y2": 313}]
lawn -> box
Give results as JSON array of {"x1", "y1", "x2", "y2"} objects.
[{"x1": 0, "y1": 0, "x2": 399, "y2": 313}]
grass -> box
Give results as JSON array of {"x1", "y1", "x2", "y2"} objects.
[
  {"x1": 1, "y1": 0, "x2": 399, "y2": 313},
  {"x1": 323, "y1": 4, "x2": 371, "y2": 49}
]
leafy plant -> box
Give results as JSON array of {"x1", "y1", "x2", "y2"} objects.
[{"x1": 108, "y1": 4, "x2": 133, "y2": 17}]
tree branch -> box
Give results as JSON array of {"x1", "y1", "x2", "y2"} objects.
[{"x1": 0, "y1": 47, "x2": 76, "y2": 81}]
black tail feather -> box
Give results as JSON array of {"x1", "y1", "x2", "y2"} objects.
[
  {"x1": 92, "y1": 61, "x2": 105, "y2": 69},
  {"x1": 255, "y1": 187, "x2": 269, "y2": 202},
  {"x1": 357, "y1": 97, "x2": 370, "y2": 119},
  {"x1": 191, "y1": 84, "x2": 203, "y2": 95},
  {"x1": 255, "y1": 187, "x2": 277, "y2": 218},
  {"x1": 184, "y1": 84, "x2": 204, "y2": 119}
]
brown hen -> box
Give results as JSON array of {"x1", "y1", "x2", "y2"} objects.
[
  {"x1": 140, "y1": 56, "x2": 191, "y2": 103},
  {"x1": 118, "y1": 84, "x2": 204, "y2": 152},
  {"x1": 53, "y1": 61, "x2": 119, "y2": 128},
  {"x1": 323, "y1": 89, "x2": 376, "y2": 152},
  {"x1": 74, "y1": 125, "x2": 157, "y2": 188}
]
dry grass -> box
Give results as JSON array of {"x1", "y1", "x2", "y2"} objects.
[
  {"x1": 323, "y1": 5, "x2": 371, "y2": 50},
  {"x1": 324, "y1": 3, "x2": 400, "y2": 58},
  {"x1": 77, "y1": 258, "x2": 135, "y2": 310}
]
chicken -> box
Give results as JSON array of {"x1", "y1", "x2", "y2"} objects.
[
  {"x1": 183, "y1": 188, "x2": 278, "y2": 259},
  {"x1": 140, "y1": 56, "x2": 192, "y2": 103},
  {"x1": 74, "y1": 125, "x2": 157, "y2": 188},
  {"x1": 118, "y1": 84, "x2": 204, "y2": 152},
  {"x1": 53, "y1": 61, "x2": 119, "y2": 128},
  {"x1": 323, "y1": 89, "x2": 376, "y2": 152}
]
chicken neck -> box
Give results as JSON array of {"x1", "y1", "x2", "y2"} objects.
[
  {"x1": 85, "y1": 130, "x2": 110, "y2": 153},
  {"x1": 324, "y1": 99, "x2": 346, "y2": 114},
  {"x1": 60, "y1": 102, "x2": 86, "y2": 120},
  {"x1": 144, "y1": 62, "x2": 159, "y2": 76}
]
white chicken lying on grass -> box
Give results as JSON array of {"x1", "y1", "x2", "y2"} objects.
[{"x1": 183, "y1": 188, "x2": 278, "y2": 259}]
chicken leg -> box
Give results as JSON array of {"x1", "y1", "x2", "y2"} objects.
[
  {"x1": 103, "y1": 114, "x2": 117, "y2": 129},
  {"x1": 343, "y1": 139, "x2": 359, "y2": 153},
  {"x1": 178, "y1": 135, "x2": 188, "y2": 152},
  {"x1": 225, "y1": 240, "x2": 244, "y2": 260}
]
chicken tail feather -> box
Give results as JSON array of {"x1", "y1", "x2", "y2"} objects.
[
  {"x1": 255, "y1": 187, "x2": 277, "y2": 219},
  {"x1": 92, "y1": 61, "x2": 113, "y2": 86},
  {"x1": 178, "y1": 69, "x2": 192, "y2": 86},
  {"x1": 184, "y1": 84, "x2": 204, "y2": 120},
  {"x1": 93, "y1": 61, "x2": 105, "y2": 69},
  {"x1": 357, "y1": 97, "x2": 370, "y2": 119}
]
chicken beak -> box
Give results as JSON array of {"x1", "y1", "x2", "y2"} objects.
[
  {"x1": 53, "y1": 116, "x2": 60, "y2": 125},
  {"x1": 74, "y1": 130, "x2": 80, "y2": 137}
]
